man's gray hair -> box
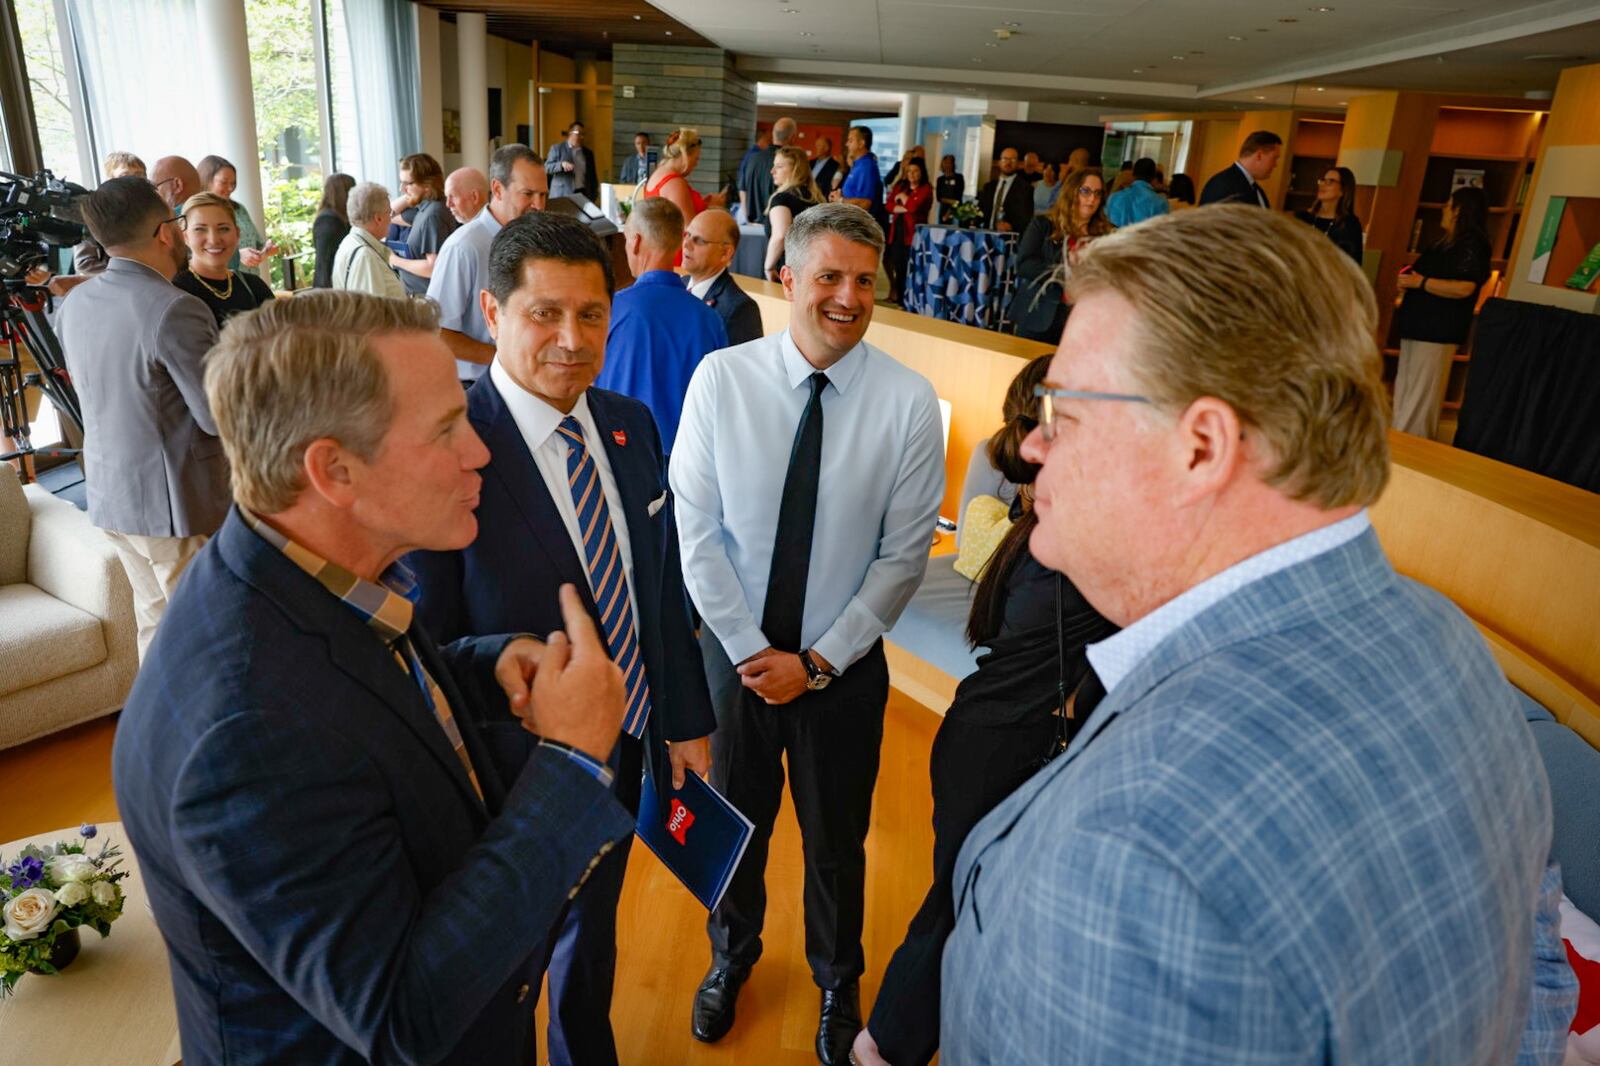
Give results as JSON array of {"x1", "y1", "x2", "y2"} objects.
[
  {"x1": 627, "y1": 196, "x2": 684, "y2": 254},
  {"x1": 490, "y1": 143, "x2": 539, "y2": 188},
  {"x1": 784, "y1": 202, "x2": 885, "y2": 273},
  {"x1": 347, "y1": 181, "x2": 391, "y2": 224}
]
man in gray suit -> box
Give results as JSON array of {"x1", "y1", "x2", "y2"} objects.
[
  {"x1": 545, "y1": 122, "x2": 598, "y2": 202},
  {"x1": 921, "y1": 205, "x2": 1576, "y2": 1065},
  {"x1": 59, "y1": 176, "x2": 227, "y2": 659}
]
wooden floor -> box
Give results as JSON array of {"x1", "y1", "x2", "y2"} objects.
[{"x1": 0, "y1": 690, "x2": 941, "y2": 1065}]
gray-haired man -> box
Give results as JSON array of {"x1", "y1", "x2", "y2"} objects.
[{"x1": 669, "y1": 203, "x2": 945, "y2": 1064}]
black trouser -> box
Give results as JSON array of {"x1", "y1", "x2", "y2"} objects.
[
  {"x1": 867, "y1": 712, "x2": 1057, "y2": 1065},
  {"x1": 703, "y1": 633, "x2": 889, "y2": 991},
  {"x1": 884, "y1": 241, "x2": 911, "y2": 301}
]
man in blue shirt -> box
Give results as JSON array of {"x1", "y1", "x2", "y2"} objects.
[
  {"x1": 595, "y1": 197, "x2": 727, "y2": 454},
  {"x1": 834, "y1": 125, "x2": 888, "y2": 235},
  {"x1": 1104, "y1": 156, "x2": 1170, "y2": 228}
]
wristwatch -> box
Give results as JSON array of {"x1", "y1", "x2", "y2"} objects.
[{"x1": 800, "y1": 650, "x2": 834, "y2": 691}]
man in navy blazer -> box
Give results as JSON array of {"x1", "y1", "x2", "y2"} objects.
[
  {"x1": 684, "y1": 209, "x2": 763, "y2": 348},
  {"x1": 408, "y1": 212, "x2": 716, "y2": 1066},
  {"x1": 927, "y1": 206, "x2": 1576, "y2": 1065},
  {"x1": 113, "y1": 291, "x2": 635, "y2": 1065},
  {"x1": 1199, "y1": 129, "x2": 1282, "y2": 208}
]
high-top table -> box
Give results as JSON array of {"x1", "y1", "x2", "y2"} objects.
[
  {"x1": 0, "y1": 822, "x2": 180, "y2": 1064},
  {"x1": 903, "y1": 223, "x2": 1019, "y2": 330}
]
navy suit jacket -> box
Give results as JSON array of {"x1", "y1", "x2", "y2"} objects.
[
  {"x1": 112, "y1": 508, "x2": 634, "y2": 1065},
  {"x1": 1200, "y1": 161, "x2": 1271, "y2": 208},
  {"x1": 408, "y1": 382, "x2": 716, "y2": 802},
  {"x1": 702, "y1": 271, "x2": 763, "y2": 349}
]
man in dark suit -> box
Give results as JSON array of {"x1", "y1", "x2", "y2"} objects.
[
  {"x1": 976, "y1": 148, "x2": 1034, "y2": 233},
  {"x1": 810, "y1": 136, "x2": 841, "y2": 196},
  {"x1": 112, "y1": 291, "x2": 635, "y2": 1065},
  {"x1": 546, "y1": 121, "x2": 599, "y2": 202},
  {"x1": 1200, "y1": 129, "x2": 1283, "y2": 208},
  {"x1": 684, "y1": 208, "x2": 763, "y2": 348},
  {"x1": 408, "y1": 212, "x2": 717, "y2": 1066}
]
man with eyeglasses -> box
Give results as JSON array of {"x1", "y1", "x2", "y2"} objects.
[
  {"x1": 150, "y1": 156, "x2": 202, "y2": 213},
  {"x1": 938, "y1": 204, "x2": 1577, "y2": 1063},
  {"x1": 594, "y1": 197, "x2": 726, "y2": 456},
  {"x1": 682, "y1": 208, "x2": 763, "y2": 348},
  {"x1": 58, "y1": 176, "x2": 225, "y2": 659}
]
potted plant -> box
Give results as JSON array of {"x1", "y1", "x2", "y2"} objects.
[{"x1": 1, "y1": 825, "x2": 128, "y2": 994}]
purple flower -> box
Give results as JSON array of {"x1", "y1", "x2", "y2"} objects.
[
  {"x1": 6, "y1": 855, "x2": 45, "y2": 890},
  {"x1": 79, "y1": 823, "x2": 97, "y2": 839}
]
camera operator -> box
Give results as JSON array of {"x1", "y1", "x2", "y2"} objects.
[{"x1": 58, "y1": 176, "x2": 227, "y2": 660}]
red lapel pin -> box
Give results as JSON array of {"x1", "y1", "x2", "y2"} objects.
[{"x1": 612, "y1": 429, "x2": 628, "y2": 447}]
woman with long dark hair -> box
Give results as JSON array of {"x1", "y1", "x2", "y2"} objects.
[
  {"x1": 311, "y1": 172, "x2": 355, "y2": 289},
  {"x1": 855, "y1": 355, "x2": 1118, "y2": 1066},
  {"x1": 885, "y1": 157, "x2": 933, "y2": 304},
  {"x1": 1297, "y1": 165, "x2": 1364, "y2": 265},
  {"x1": 197, "y1": 154, "x2": 277, "y2": 273},
  {"x1": 1007, "y1": 167, "x2": 1113, "y2": 343},
  {"x1": 1392, "y1": 184, "x2": 1492, "y2": 438}
]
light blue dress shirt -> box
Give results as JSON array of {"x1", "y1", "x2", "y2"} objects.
[
  {"x1": 669, "y1": 329, "x2": 945, "y2": 672},
  {"x1": 1088, "y1": 510, "x2": 1371, "y2": 694},
  {"x1": 425, "y1": 206, "x2": 503, "y2": 382}
]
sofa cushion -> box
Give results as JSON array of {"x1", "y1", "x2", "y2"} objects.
[
  {"x1": 0, "y1": 465, "x2": 28, "y2": 587},
  {"x1": 0, "y1": 585, "x2": 107, "y2": 697},
  {"x1": 1517, "y1": 687, "x2": 1600, "y2": 919},
  {"x1": 886, "y1": 556, "x2": 982, "y2": 683}
]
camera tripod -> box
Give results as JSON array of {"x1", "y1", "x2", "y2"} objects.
[{"x1": 1, "y1": 286, "x2": 83, "y2": 480}]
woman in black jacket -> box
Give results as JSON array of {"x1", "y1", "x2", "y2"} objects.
[
  {"x1": 1392, "y1": 184, "x2": 1492, "y2": 439},
  {"x1": 1296, "y1": 165, "x2": 1364, "y2": 266},
  {"x1": 857, "y1": 355, "x2": 1118, "y2": 1066},
  {"x1": 1006, "y1": 168, "x2": 1112, "y2": 344},
  {"x1": 311, "y1": 172, "x2": 355, "y2": 289}
]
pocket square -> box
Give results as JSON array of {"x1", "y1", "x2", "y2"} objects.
[{"x1": 648, "y1": 492, "x2": 668, "y2": 517}]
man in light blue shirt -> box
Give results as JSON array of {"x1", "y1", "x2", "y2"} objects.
[
  {"x1": 935, "y1": 204, "x2": 1575, "y2": 1065},
  {"x1": 1103, "y1": 156, "x2": 1170, "y2": 228},
  {"x1": 427, "y1": 143, "x2": 547, "y2": 385},
  {"x1": 670, "y1": 203, "x2": 944, "y2": 1066}
]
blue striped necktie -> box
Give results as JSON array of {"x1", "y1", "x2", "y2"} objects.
[{"x1": 558, "y1": 415, "x2": 652, "y2": 738}]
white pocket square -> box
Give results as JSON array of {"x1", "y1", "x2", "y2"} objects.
[{"x1": 647, "y1": 492, "x2": 668, "y2": 517}]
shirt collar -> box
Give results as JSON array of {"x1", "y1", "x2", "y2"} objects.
[
  {"x1": 779, "y1": 328, "x2": 868, "y2": 394},
  {"x1": 688, "y1": 269, "x2": 726, "y2": 300},
  {"x1": 490, "y1": 359, "x2": 592, "y2": 452},
  {"x1": 634, "y1": 269, "x2": 687, "y2": 289},
  {"x1": 1235, "y1": 161, "x2": 1257, "y2": 184},
  {"x1": 239, "y1": 507, "x2": 417, "y2": 643},
  {"x1": 478, "y1": 205, "x2": 507, "y2": 236},
  {"x1": 1086, "y1": 510, "x2": 1372, "y2": 698},
  {"x1": 353, "y1": 227, "x2": 389, "y2": 258}
]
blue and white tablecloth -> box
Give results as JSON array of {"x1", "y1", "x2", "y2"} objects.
[{"x1": 903, "y1": 225, "x2": 1017, "y2": 329}]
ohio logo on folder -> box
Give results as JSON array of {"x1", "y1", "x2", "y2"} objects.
[{"x1": 636, "y1": 770, "x2": 754, "y2": 911}]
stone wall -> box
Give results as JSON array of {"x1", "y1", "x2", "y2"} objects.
[{"x1": 611, "y1": 44, "x2": 756, "y2": 197}]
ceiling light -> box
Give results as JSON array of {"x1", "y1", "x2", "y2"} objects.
[
  {"x1": 782, "y1": 7, "x2": 798, "y2": 13},
  {"x1": 1310, "y1": 4, "x2": 1334, "y2": 10},
  {"x1": 1315, "y1": 86, "x2": 1325, "y2": 91},
  {"x1": 1131, "y1": 68, "x2": 1143, "y2": 73},
  {"x1": 1003, "y1": 20, "x2": 1021, "y2": 27},
  {"x1": 1171, "y1": 54, "x2": 1186, "y2": 60},
  {"x1": 1338, "y1": 100, "x2": 1348, "y2": 105},
  {"x1": 1278, "y1": 17, "x2": 1298, "y2": 22},
  {"x1": 971, "y1": 57, "x2": 983, "y2": 63},
  {"x1": 1227, "y1": 34, "x2": 1244, "y2": 40},
  {"x1": 1255, "y1": 94, "x2": 1266, "y2": 99},
  {"x1": 664, "y1": 30, "x2": 673, "y2": 35},
  {"x1": 985, "y1": 41, "x2": 998, "y2": 47},
  {"x1": 1078, "y1": 99, "x2": 1088, "y2": 104},
  {"x1": 1098, "y1": 95, "x2": 1107, "y2": 100},
  {"x1": 632, "y1": 13, "x2": 641, "y2": 19},
  {"x1": 798, "y1": 31, "x2": 812, "y2": 36},
  {"x1": 774, "y1": 101, "x2": 801, "y2": 107}
]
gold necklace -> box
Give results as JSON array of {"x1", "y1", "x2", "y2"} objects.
[{"x1": 192, "y1": 269, "x2": 234, "y2": 300}]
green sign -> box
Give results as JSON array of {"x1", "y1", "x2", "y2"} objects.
[
  {"x1": 1565, "y1": 238, "x2": 1600, "y2": 292},
  {"x1": 1527, "y1": 196, "x2": 1565, "y2": 284}
]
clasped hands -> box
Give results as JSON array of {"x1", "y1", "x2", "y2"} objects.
[
  {"x1": 736, "y1": 647, "x2": 834, "y2": 706},
  {"x1": 492, "y1": 584, "x2": 710, "y2": 787}
]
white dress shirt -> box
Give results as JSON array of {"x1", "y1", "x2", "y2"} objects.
[
  {"x1": 1235, "y1": 160, "x2": 1270, "y2": 208},
  {"x1": 687, "y1": 269, "x2": 725, "y2": 301},
  {"x1": 1087, "y1": 510, "x2": 1372, "y2": 695},
  {"x1": 488, "y1": 360, "x2": 639, "y2": 619},
  {"x1": 989, "y1": 174, "x2": 1016, "y2": 227},
  {"x1": 669, "y1": 329, "x2": 945, "y2": 672}
]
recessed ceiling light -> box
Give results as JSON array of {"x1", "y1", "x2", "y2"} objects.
[
  {"x1": 1131, "y1": 67, "x2": 1143, "y2": 73},
  {"x1": 1227, "y1": 34, "x2": 1244, "y2": 40},
  {"x1": 972, "y1": 57, "x2": 983, "y2": 63},
  {"x1": 664, "y1": 30, "x2": 673, "y2": 35},
  {"x1": 782, "y1": 7, "x2": 798, "y2": 13},
  {"x1": 1310, "y1": 4, "x2": 1334, "y2": 10},
  {"x1": 1171, "y1": 54, "x2": 1186, "y2": 60},
  {"x1": 984, "y1": 41, "x2": 998, "y2": 47},
  {"x1": 1278, "y1": 17, "x2": 1298, "y2": 22},
  {"x1": 798, "y1": 30, "x2": 812, "y2": 36},
  {"x1": 1337, "y1": 100, "x2": 1348, "y2": 105},
  {"x1": 1098, "y1": 95, "x2": 1108, "y2": 100},
  {"x1": 1315, "y1": 86, "x2": 1325, "y2": 91},
  {"x1": 632, "y1": 13, "x2": 641, "y2": 19},
  {"x1": 1003, "y1": 20, "x2": 1021, "y2": 27},
  {"x1": 1255, "y1": 94, "x2": 1266, "y2": 99}
]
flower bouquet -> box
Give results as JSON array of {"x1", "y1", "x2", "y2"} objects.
[
  {"x1": 1, "y1": 824, "x2": 127, "y2": 995},
  {"x1": 951, "y1": 201, "x2": 984, "y2": 228}
]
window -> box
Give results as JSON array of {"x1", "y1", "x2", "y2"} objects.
[{"x1": 14, "y1": 0, "x2": 86, "y2": 182}]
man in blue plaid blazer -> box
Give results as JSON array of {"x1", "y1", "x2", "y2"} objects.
[
  {"x1": 113, "y1": 293, "x2": 636, "y2": 1065},
  {"x1": 934, "y1": 206, "x2": 1577, "y2": 1065}
]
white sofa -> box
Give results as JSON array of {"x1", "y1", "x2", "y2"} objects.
[{"x1": 0, "y1": 465, "x2": 136, "y2": 749}]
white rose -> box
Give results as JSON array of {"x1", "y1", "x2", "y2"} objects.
[
  {"x1": 3, "y1": 888, "x2": 60, "y2": 941},
  {"x1": 91, "y1": 881, "x2": 118, "y2": 906},
  {"x1": 54, "y1": 881, "x2": 90, "y2": 908},
  {"x1": 45, "y1": 854, "x2": 95, "y2": 884}
]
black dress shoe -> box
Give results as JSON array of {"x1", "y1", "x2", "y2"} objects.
[
  {"x1": 815, "y1": 983, "x2": 861, "y2": 1065},
  {"x1": 691, "y1": 963, "x2": 750, "y2": 1043}
]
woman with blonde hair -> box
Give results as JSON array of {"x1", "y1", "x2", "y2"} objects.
[
  {"x1": 173, "y1": 192, "x2": 276, "y2": 328},
  {"x1": 1005, "y1": 167, "x2": 1113, "y2": 343},
  {"x1": 763, "y1": 145, "x2": 824, "y2": 280},
  {"x1": 642, "y1": 127, "x2": 708, "y2": 227},
  {"x1": 389, "y1": 152, "x2": 455, "y2": 295}
]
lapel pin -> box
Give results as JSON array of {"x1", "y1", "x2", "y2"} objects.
[{"x1": 612, "y1": 430, "x2": 628, "y2": 447}]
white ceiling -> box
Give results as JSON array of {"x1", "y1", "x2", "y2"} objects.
[{"x1": 651, "y1": 0, "x2": 1599, "y2": 113}]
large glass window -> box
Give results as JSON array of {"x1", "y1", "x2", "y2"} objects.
[
  {"x1": 246, "y1": 0, "x2": 324, "y2": 288},
  {"x1": 14, "y1": 0, "x2": 86, "y2": 183}
]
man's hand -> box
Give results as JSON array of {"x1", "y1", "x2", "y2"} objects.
[
  {"x1": 562, "y1": 161, "x2": 575, "y2": 172},
  {"x1": 737, "y1": 647, "x2": 808, "y2": 705},
  {"x1": 525, "y1": 584, "x2": 626, "y2": 760},
  {"x1": 668, "y1": 736, "x2": 713, "y2": 789},
  {"x1": 494, "y1": 635, "x2": 547, "y2": 716}
]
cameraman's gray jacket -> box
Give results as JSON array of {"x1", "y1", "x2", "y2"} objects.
[{"x1": 57, "y1": 258, "x2": 229, "y2": 539}]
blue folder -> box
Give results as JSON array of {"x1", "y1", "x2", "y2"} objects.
[
  {"x1": 635, "y1": 771, "x2": 754, "y2": 911},
  {"x1": 383, "y1": 239, "x2": 410, "y2": 257}
]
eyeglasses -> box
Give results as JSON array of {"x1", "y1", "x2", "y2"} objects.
[
  {"x1": 152, "y1": 213, "x2": 187, "y2": 238},
  {"x1": 1077, "y1": 187, "x2": 1105, "y2": 199},
  {"x1": 1033, "y1": 384, "x2": 1151, "y2": 441},
  {"x1": 1316, "y1": 176, "x2": 1341, "y2": 186},
  {"x1": 683, "y1": 234, "x2": 729, "y2": 248}
]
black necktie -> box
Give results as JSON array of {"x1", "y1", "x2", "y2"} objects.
[{"x1": 762, "y1": 372, "x2": 828, "y2": 653}]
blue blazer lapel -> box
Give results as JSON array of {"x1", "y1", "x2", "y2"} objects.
[{"x1": 703, "y1": 272, "x2": 732, "y2": 309}]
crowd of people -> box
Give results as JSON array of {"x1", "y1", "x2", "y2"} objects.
[{"x1": 17, "y1": 104, "x2": 1550, "y2": 1066}]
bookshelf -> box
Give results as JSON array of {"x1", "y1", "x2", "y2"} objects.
[{"x1": 1282, "y1": 117, "x2": 1346, "y2": 216}]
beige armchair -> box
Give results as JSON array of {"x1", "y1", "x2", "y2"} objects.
[{"x1": 0, "y1": 465, "x2": 136, "y2": 749}]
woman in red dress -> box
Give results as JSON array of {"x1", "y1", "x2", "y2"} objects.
[{"x1": 884, "y1": 157, "x2": 933, "y2": 305}]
